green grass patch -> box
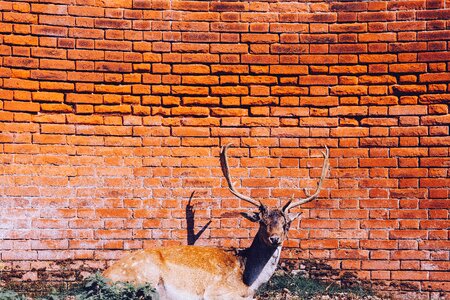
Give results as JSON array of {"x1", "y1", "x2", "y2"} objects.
[
  {"x1": 1, "y1": 273, "x2": 158, "y2": 300},
  {"x1": 257, "y1": 272, "x2": 374, "y2": 299},
  {"x1": 0, "y1": 288, "x2": 28, "y2": 300},
  {"x1": 1, "y1": 272, "x2": 375, "y2": 300}
]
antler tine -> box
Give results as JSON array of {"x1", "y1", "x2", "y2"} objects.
[
  {"x1": 220, "y1": 143, "x2": 262, "y2": 208},
  {"x1": 283, "y1": 146, "x2": 330, "y2": 212}
]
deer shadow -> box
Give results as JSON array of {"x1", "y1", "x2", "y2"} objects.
[{"x1": 186, "y1": 192, "x2": 212, "y2": 245}]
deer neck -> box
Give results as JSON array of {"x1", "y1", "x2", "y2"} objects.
[{"x1": 242, "y1": 229, "x2": 282, "y2": 290}]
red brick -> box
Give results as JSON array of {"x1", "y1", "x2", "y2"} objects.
[
  {"x1": 4, "y1": 78, "x2": 39, "y2": 90},
  {"x1": 271, "y1": 127, "x2": 309, "y2": 137},
  {"x1": 209, "y1": 86, "x2": 247, "y2": 96},
  {"x1": 30, "y1": 70, "x2": 67, "y2": 81},
  {"x1": 419, "y1": 51, "x2": 450, "y2": 62},
  {"x1": 392, "y1": 271, "x2": 428, "y2": 280},
  {"x1": 95, "y1": 62, "x2": 132, "y2": 72},
  {"x1": 32, "y1": 92, "x2": 64, "y2": 102},
  {"x1": 300, "y1": 75, "x2": 338, "y2": 85},
  {"x1": 241, "y1": 96, "x2": 278, "y2": 106},
  {"x1": 270, "y1": 65, "x2": 308, "y2": 75},
  {"x1": 301, "y1": 239, "x2": 338, "y2": 249},
  {"x1": 31, "y1": 25, "x2": 68, "y2": 37},
  {"x1": 420, "y1": 72, "x2": 450, "y2": 83},
  {"x1": 4, "y1": 101, "x2": 40, "y2": 112},
  {"x1": 390, "y1": 42, "x2": 427, "y2": 53},
  {"x1": 211, "y1": 65, "x2": 248, "y2": 74},
  {"x1": 330, "y1": 66, "x2": 367, "y2": 75},
  {"x1": 172, "y1": 107, "x2": 209, "y2": 116},
  {"x1": 3, "y1": 11, "x2": 37, "y2": 23},
  {"x1": 4, "y1": 34, "x2": 38, "y2": 46},
  {"x1": 68, "y1": 49, "x2": 104, "y2": 60},
  {"x1": 40, "y1": 59, "x2": 75, "y2": 71},
  {"x1": 271, "y1": 86, "x2": 307, "y2": 96},
  {"x1": 330, "y1": 44, "x2": 367, "y2": 54},
  {"x1": 66, "y1": 94, "x2": 103, "y2": 104},
  {"x1": 67, "y1": 5, "x2": 104, "y2": 16},
  {"x1": 171, "y1": 86, "x2": 208, "y2": 96},
  {"x1": 360, "y1": 54, "x2": 397, "y2": 63},
  {"x1": 271, "y1": 44, "x2": 307, "y2": 54},
  {"x1": 389, "y1": 105, "x2": 428, "y2": 116},
  {"x1": 4, "y1": 57, "x2": 39, "y2": 69},
  {"x1": 242, "y1": 54, "x2": 279, "y2": 64},
  {"x1": 182, "y1": 32, "x2": 219, "y2": 43},
  {"x1": 67, "y1": 72, "x2": 104, "y2": 82},
  {"x1": 95, "y1": 40, "x2": 131, "y2": 51}
]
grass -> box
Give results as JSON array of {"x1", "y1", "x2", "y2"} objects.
[
  {"x1": 0, "y1": 273, "x2": 158, "y2": 300},
  {"x1": 0, "y1": 272, "x2": 374, "y2": 300},
  {"x1": 0, "y1": 288, "x2": 28, "y2": 300},
  {"x1": 257, "y1": 272, "x2": 374, "y2": 300}
]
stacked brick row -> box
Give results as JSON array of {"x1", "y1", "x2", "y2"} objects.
[{"x1": 0, "y1": 0, "x2": 449, "y2": 298}]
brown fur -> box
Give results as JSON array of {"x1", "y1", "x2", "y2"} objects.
[{"x1": 103, "y1": 246, "x2": 253, "y2": 299}]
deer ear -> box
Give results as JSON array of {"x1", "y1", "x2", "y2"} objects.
[
  {"x1": 286, "y1": 211, "x2": 302, "y2": 222},
  {"x1": 240, "y1": 212, "x2": 261, "y2": 223}
]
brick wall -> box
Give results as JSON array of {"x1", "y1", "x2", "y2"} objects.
[{"x1": 0, "y1": 0, "x2": 449, "y2": 298}]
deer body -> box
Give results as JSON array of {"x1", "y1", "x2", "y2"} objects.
[
  {"x1": 103, "y1": 246, "x2": 253, "y2": 299},
  {"x1": 103, "y1": 233, "x2": 283, "y2": 299},
  {"x1": 103, "y1": 144, "x2": 330, "y2": 300}
]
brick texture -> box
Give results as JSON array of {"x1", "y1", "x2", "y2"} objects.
[{"x1": 0, "y1": 0, "x2": 449, "y2": 298}]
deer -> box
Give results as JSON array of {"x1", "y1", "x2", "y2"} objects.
[{"x1": 103, "y1": 144, "x2": 330, "y2": 300}]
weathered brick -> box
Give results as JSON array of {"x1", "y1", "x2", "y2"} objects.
[
  {"x1": 271, "y1": 86, "x2": 308, "y2": 96},
  {"x1": 32, "y1": 25, "x2": 68, "y2": 37},
  {"x1": 4, "y1": 78, "x2": 39, "y2": 90},
  {"x1": 182, "y1": 32, "x2": 219, "y2": 43},
  {"x1": 4, "y1": 11, "x2": 38, "y2": 23},
  {"x1": 4, "y1": 101, "x2": 40, "y2": 112},
  {"x1": 330, "y1": 86, "x2": 368, "y2": 96},
  {"x1": 66, "y1": 94, "x2": 103, "y2": 104},
  {"x1": 32, "y1": 92, "x2": 64, "y2": 102},
  {"x1": 330, "y1": 44, "x2": 367, "y2": 53},
  {"x1": 4, "y1": 35, "x2": 38, "y2": 46},
  {"x1": 389, "y1": 105, "x2": 428, "y2": 116},
  {"x1": 242, "y1": 54, "x2": 279, "y2": 65}
]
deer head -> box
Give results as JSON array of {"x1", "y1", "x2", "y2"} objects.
[{"x1": 220, "y1": 144, "x2": 330, "y2": 248}]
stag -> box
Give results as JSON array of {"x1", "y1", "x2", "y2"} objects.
[{"x1": 103, "y1": 144, "x2": 330, "y2": 300}]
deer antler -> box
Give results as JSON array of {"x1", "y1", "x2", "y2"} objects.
[
  {"x1": 283, "y1": 146, "x2": 330, "y2": 212},
  {"x1": 220, "y1": 144, "x2": 262, "y2": 208}
]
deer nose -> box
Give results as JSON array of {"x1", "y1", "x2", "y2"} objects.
[{"x1": 269, "y1": 236, "x2": 280, "y2": 245}]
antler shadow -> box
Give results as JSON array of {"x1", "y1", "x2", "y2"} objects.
[{"x1": 186, "y1": 192, "x2": 211, "y2": 245}]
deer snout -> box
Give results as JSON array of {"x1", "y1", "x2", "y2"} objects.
[{"x1": 269, "y1": 236, "x2": 281, "y2": 245}]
